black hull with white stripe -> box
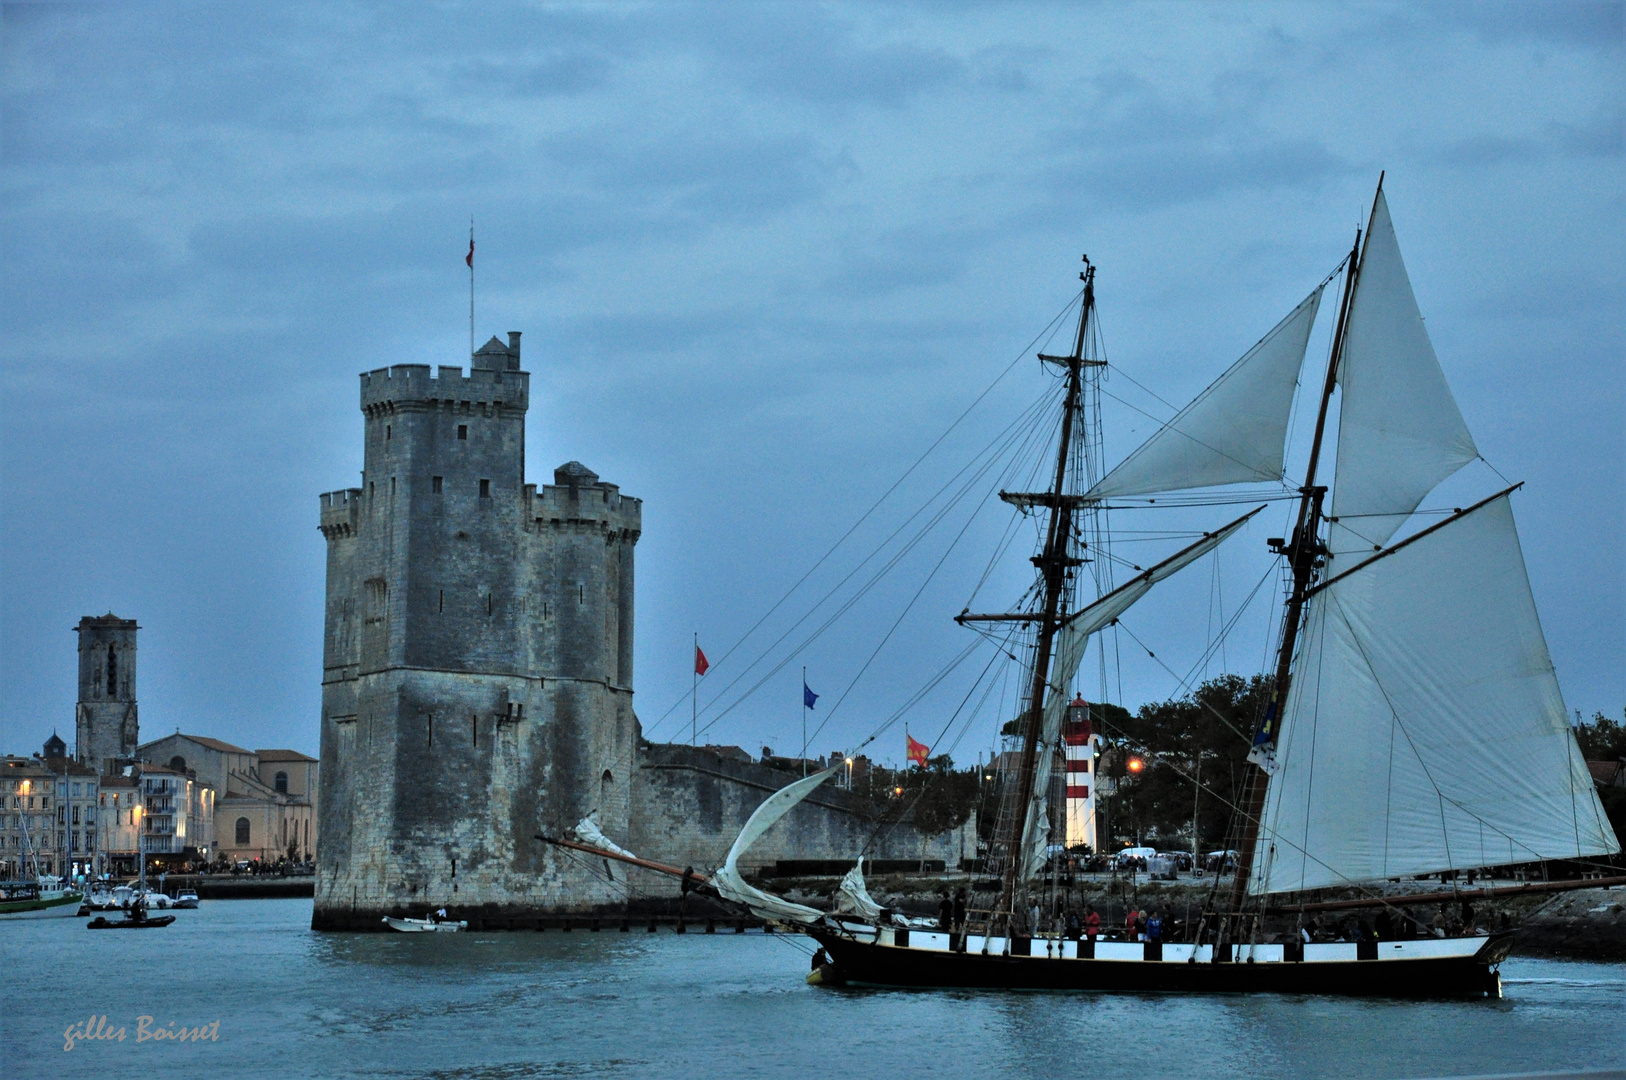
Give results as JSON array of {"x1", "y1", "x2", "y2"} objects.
[{"x1": 808, "y1": 926, "x2": 1511, "y2": 998}]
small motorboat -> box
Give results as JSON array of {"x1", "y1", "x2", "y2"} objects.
[
  {"x1": 172, "y1": 890, "x2": 200, "y2": 909},
  {"x1": 382, "y1": 915, "x2": 466, "y2": 932},
  {"x1": 88, "y1": 914, "x2": 176, "y2": 929}
]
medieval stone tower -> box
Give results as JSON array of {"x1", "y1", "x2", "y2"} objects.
[
  {"x1": 75, "y1": 613, "x2": 139, "y2": 774},
  {"x1": 312, "y1": 333, "x2": 641, "y2": 929}
]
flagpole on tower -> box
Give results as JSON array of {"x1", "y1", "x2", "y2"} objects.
[
  {"x1": 467, "y1": 219, "x2": 475, "y2": 357},
  {"x1": 801, "y1": 665, "x2": 808, "y2": 778},
  {"x1": 692, "y1": 632, "x2": 698, "y2": 747}
]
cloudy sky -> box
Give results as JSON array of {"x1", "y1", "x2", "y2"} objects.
[{"x1": 2, "y1": 2, "x2": 1620, "y2": 766}]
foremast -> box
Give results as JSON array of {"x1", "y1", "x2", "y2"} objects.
[
  {"x1": 1226, "y1": 209, "x2": 1370, "y2": 920},
  {"x1": 991, "y1": 259, "x2": 1100, "y2": 930}
]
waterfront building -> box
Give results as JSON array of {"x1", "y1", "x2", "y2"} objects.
[
  {"x1": 97, "y1": 774, "x2": 140, "y2": 874},
  {"x1": 137, "y1": 733, "x2": 316, "y2": 863},
  {"x1": 41, "y1": 749, "x2": 101, "y2": 879},
  {"x1": 1, "y1": 756, "x2": 60, "y2": 877},
  {"x1": 133, "y1": 765, "x2": 215, "y2": 861}
]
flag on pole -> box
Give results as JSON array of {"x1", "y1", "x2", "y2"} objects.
[
  {"x1": 803, "y1": 681, "x2": 818, "y2": 710},
  {"x1": 694, "y1": 645, "x2": 710, "y2": 677},
  {"x1": 466, "y1": 237, "x2": 475, "y2": 268},
  {"x1": 906, "y1": 734, "x2": 929, "y2": 768}
]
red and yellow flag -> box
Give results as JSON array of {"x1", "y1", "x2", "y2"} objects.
[{"x1": 906, "y1": 734, "x2": 929, "y2": 768}]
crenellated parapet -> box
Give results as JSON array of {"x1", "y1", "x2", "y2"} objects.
[
  {"x1": 526, "y1": 461, "x2": 642, "y2": 540},
  {"x1": 318, "y1": 488, "x2": 363, "y2": 541},
  {"x1": 359, "y1": 362, "x2": 530, "y2": 419}
]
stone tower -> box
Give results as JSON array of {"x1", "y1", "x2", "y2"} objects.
[
  {"x1": 313, "y1": 333, "x2": 642, "y2": 929},
  {"x1": 75, "y1": 613, "x2": 139, "y2": 775}
]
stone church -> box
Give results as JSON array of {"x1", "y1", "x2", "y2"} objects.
[{"x1": 313, "y1": 333, "x2": 969, "y2": 930}]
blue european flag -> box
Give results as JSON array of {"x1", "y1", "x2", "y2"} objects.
[{"x1": 803, "y1": 682, "x2": 819, "y2": 710}]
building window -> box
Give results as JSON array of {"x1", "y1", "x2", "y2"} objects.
[
  {"x1": 457, "y1": 425, "x2": 468, "y2": 440},
  {"x1": 386, "y1": 424, "x2": 391, "y2": 440},
  {"x1": 274, "y1": 772, "x2": 288, "y2": 794},
  {"x1": 106, "y1": 645, "x2": 117, "y2": 697},
  {"x1": 170, "y1": 756, "x2": 186, "y2": 771},
  {"x1": 235, "y1": 817, "x2": 250, "y2": 845},
  {"x1": 432, "y1": 476, "x2": 443, "y2": 494},
  {"x1": 479, "y1": 479, "x2": 491, "y2": 498},
  {"x1": 72, "y1": 806, "x2": 79, "y2": 825}
]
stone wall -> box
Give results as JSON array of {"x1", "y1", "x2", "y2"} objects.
[{"x1": 627, "y1": 742, "x2": 973, "y2": 877}]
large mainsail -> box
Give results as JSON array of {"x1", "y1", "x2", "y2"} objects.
[
  {"x1": 1249, "y1": 494, "x2": 1616, "y2": 895},
  {"x1": 1017, "y1": 507, "x2": 1263, "y2": 879},
  {"x1": 1328, "y1": 190, "x2": 1478, "y2": 559},
  {"x1": 1087, "y1": 288, "x2": 1324, "y2": 500}
]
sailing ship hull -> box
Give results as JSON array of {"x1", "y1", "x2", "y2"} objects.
[{"x1": 809, "y1": 928, "x2": 1510, "y2": 998}]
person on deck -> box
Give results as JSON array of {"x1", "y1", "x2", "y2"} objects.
[
  {"x1": 1134, "y1": 909, "x2": 1148, "y2": 941},
  {"x1": 1124, "y1": 907, "x2": 1138, "y2": 940},
  {"x1": 951, "y1": 888, "x2": 968, "y2": 934},
  {"x1": 1083, "y1": 904, "x2": 1101, "y2": 940},
  {"x1": 1146, "y1": 910, "x2": 1164, "y2": 943},
  {"x1": 938, "y1": 892, "x2": 953, "y2": 933}
]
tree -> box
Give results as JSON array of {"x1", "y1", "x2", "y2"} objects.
[
  {"x1": 1105, "y1": 674, "x2": 1273, "y2": 850},
  {"x1": 1575, "y1": 709, "x2": 1626, "y2": 761},
  {"x1": 909, "y1": 755, "x2": 978, "y2": 837}
]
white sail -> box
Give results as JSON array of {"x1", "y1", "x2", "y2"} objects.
[
  {"x1": 573, "y1": 815, "x2": 637, "y2": 861},
  {"x1": 710, "y1": 767, "x2": 837, "y2": 924},
  {"x1": 1329, "y1": 190, "x2": 1477, "y2": 558},
  {"x1": 1018, "y1": 508, "x2": 1262, "y2": 879},
  {"x1": 1087, "y1": 287, "x2": 1323, "y2": 499},
  {"x1": 834, "y1": 858, "x2": 887, "y2": 921},
  {"x1": 1249, "y1": 495, "x2": 1617, "y2": 895}
]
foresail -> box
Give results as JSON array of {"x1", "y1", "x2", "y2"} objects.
[
  {"x1": 1329, "y1": 189, "x2": 1477, "y2": 559},
  {"x1": 710, "y1": 767, "x2": 837, "y2": 924},
  {"x1": 1249, "y1": 495, "x2": 1617, "y2": 896},
  {"x1": 1087, "y1": 287, "x2": 1323, "y2": 500},
  {"x1": 1018, "y1": 508, "x2": 1263, "y2": 879}
]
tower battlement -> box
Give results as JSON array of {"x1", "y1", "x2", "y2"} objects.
[
  {"x1": 359, "y1": 362, "x2": 530, "y2": 415},
  {"x1": 525, "y1": 462, "x2": 643, "y2": 536},
  {"x1": 318, "y1": 488, "x2": 362, "y2": 539}
]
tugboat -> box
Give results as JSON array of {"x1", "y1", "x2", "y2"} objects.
[{"x1": 551, "y1": 178, "x2": 1620, "y2": 997}]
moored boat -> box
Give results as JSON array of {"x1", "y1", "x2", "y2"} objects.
[
  {"x1": 382, "y1": 915, "x2": 467, "y2": 933},
  {"x1": 0, "y1": 877, "x2": 86, "y2": 920}
]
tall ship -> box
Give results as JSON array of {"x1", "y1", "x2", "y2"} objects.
[{"x1": 554, "y1": 178, "x2": 1619, "y2": 996}]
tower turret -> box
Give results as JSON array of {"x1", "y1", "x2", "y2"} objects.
[{"x1": 75, "y1": 613, "x2": 139, "y2": 774}]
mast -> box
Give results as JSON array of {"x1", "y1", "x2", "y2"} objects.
[
  {"x1": 992, "y1": 259, "x2": 1098, "y2": 928},
  {"x1": 1226, "y1": 182, "x2": 1378, "y2": 917}
]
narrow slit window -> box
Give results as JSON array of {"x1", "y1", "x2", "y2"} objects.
[
  {"x1": 106, "y1": 645, "x2": 117, "y2": 697},
  {"x1": 479, "y1": 478, "x2": 491, "y2": 498},
  {"x1": 458, "y1": 425, "x2": 468, "y2": 440},
  {"x1": 487, "y1": 593, "x2": 492, "y2": 615},
  {"x1": 427, "y1": 715, "x2": 433, "y2": 748},
  {"x1": 438, "y1": 590, "x2": 444, "y2": 612},
  {"x1": 471, "y1": 714, "x2": 478, "y2": 745},
  {"x1": 385, "y1": 424, "x2": 391, "y2": 440},
  {"x1": 432, "y1": 476, "x2": 443, "y2": 494}
]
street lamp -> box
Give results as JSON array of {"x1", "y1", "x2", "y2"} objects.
[{"x1": 1126, "y1": 756, "x2": 1145, "y2": 775}]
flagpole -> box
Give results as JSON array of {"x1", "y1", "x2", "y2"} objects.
[
  {"x1": 801, "y1": 665, "x2": 807, "y2": 778},
  {"x1": 468, "y1": 219, "x2": 475, "y2": 357},
  {"x1": 692, "y1": 632, "x2": 698, "y2": 747}
]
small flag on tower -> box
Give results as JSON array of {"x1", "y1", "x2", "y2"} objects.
[
  {"x1": 694, "y1": 644, "x2": 710, "y2": 677},
  {"x1": 803, "y1": 681, "x2": 819, "y2": 710},
  {"x1": 466, "y1": 237, "x2": 474, "y2": 268},
  {"x1": 906, "y1": 734, "x2": 929, "y2": 768}
]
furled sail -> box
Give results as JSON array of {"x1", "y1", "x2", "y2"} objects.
[
  {"x1": 573, "y1": 815, "x2": 637, "y2": 861},
  {"x1": 834, "y1": 858, "x2": 886, "y2": 922},
  {"x1": 1086, "y1": 287, "x2": 1324, "y2": 500},
  {"x1": 1249, "y1": 495, "x2": 1617, "y2": 895},
  {"x1": 711, "y1": 767, "x2": 837, "y2": 924},
  {"x1": 1329, "y1": 189, "x2": 1478, "y2": 558},
  {"x1": 1018, "y1": 507, "x2": 1264, "y2": 879}
]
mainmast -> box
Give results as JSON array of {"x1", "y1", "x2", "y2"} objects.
[
  {"x1": 984, "y1": 259, "x2": 1099, "y2": 928},
  {"x1": 1226, "y1": 199, "x2": 1373, "y2": 918}
]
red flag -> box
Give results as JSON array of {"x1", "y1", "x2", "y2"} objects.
[
  {"x1": 694, "y1": 645, "x2": 709, "y2": 677},
  {"x1": 466, "y1": 238, "x2": 474, "y2": 268},
  {"x1": 907, "y1": 734, "x2": 929, "y2": 768}
]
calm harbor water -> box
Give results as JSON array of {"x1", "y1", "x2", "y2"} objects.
[{"x1": 4, "y1": 898, "x2": 1624, "y2": 1079}]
